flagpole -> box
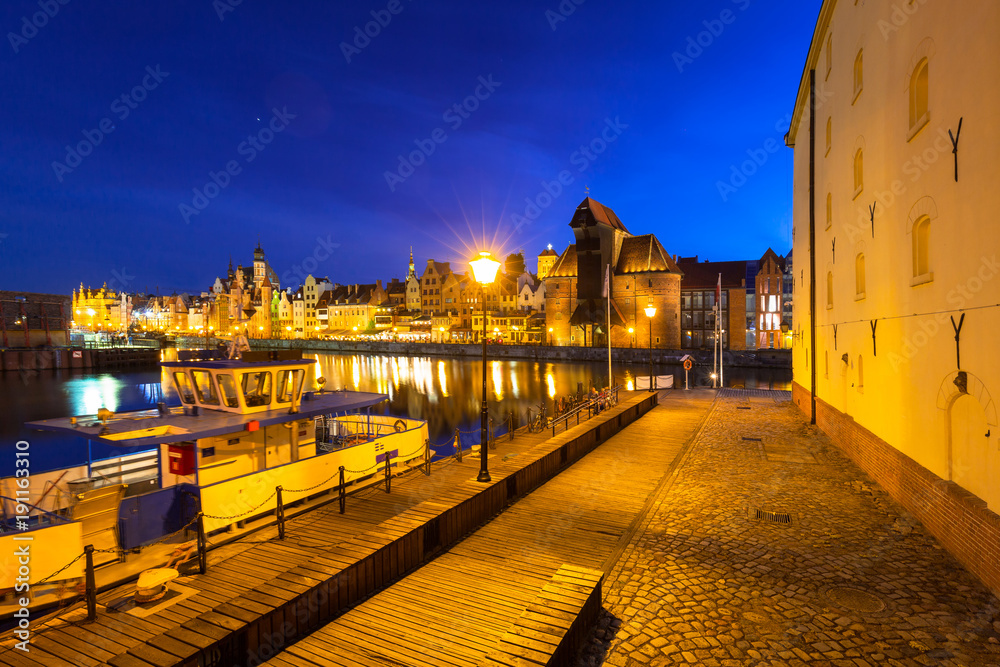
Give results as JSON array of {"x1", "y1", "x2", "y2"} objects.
[
  {"x1": 719, "y1": 304, "x2": 724, "y2": 388},
  {"x1": 713, "y1": 303, "x2": 718, "y2": 389},
  {"x1": 606, "y1": 264, "x2": 612, "y2": 390}
]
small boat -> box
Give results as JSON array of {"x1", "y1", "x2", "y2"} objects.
[{"x1": 0, "y1": 348, "x2": 429, "y2": 616}]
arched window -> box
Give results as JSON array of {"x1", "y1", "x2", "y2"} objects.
[
  {"x1": 912, "y1": 215, "x2": 931, "y2": 278},
  {"x1": 853, "y1": 149, "x2": 864, "y2": 196},
  {"x1": 826, "y1": 192, "x2": 833, "y2": 229},
  {"x1": 827, "y1": 271, "x2": 834, "y2": 309},
  {"x1": 855, "y1": 253, "x2": 866, "y2": 297},
  {"x1": 857, "y1": 355, "x2": 864, "y2": 390},
  {"x1": 909, "y1": 58, "x2": 929, "y2": 131},
  {"x1": 826, "y1": 117, "x2": 832, "y2": 155},
  {"x1": 853, "y1": 50, "x2": 863, "y2": 100}
]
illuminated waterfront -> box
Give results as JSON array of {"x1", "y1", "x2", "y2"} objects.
[{"x1": 0, "y1": 351, "x2": 790, "y2": 476}]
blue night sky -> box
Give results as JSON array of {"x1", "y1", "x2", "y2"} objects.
[{"x1": 0, "y1": 0, "x2": 820, "y2": 295}]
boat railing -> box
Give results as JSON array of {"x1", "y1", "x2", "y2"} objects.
[
  {"x1": 314, "y1": 416, "x2": 421, "y2": 451},
  {"x1": 0, "y1": 495, "x2": 71, "y2": 531}
]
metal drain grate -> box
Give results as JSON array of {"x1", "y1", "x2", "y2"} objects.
[
  {"x1": 748, "y1": 508, "x2": 793, "y2": 524},
  {"x1": 741, "y1": 436, "x2": 762, "y2": 442}
]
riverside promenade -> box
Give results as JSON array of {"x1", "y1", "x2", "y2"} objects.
[
  {"x1": 580, "y1": 390, "x2": 1000, "y2": 667},
  {"x1": 0, "y1": 390, "x2": 660, "y2": 667},
  {"x1": 264, "y1": 389, "x2": 717, "y2": 667}
]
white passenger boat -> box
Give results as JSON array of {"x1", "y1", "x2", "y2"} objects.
[{"x1": 0, "y1": 348, "x2": 429, "y2": 616}]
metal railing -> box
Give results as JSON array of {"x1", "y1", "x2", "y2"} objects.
[{"x1": 547, "y1": 385, "x2": 622, "y2": 437}]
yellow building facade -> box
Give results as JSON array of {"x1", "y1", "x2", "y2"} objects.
[{"x1": 788, "y1": 0, "x2": 1000, "y2": 594}]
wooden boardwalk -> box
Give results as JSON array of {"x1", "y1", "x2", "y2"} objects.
[
  {"x1": 0, "y1": 394, "x2": 660, "y2": 667},
  {"x1": 267, "y1": 390, "x2": 717, "y2": 667}
]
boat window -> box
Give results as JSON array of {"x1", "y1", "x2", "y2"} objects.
[
  {"x1": 192, "y1": 370, "x2": 220, "y2": 406},
  {"x1": 216, "y1": 373, "x2": 240, "y2": 408},
  {"x1": 241, "y1": 371, "x2": 272, "y2": 407},
  {"x1": 276, "y1": 369, "x2": 304, "y2": 404},
  {"x1": 173, "y1": 372, "x2": 196, "y2": 404}
]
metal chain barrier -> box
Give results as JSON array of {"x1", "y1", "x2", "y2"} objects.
[
  {"x1": 201, "y1": 487, "x2": 278, "y2": 520},
  {"x1": 33, "y1": 552, "x2": 87, "y2": 587}
]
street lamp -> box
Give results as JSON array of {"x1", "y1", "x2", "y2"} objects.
[
  {"x1": 470, "y1": 250, "x2": 501, "y2": 483},
  {"x1": 644, "y1": 300, "x2": 657, "y2": 392},
  {"x1": 628, "y1": 326, "x2": 634, "y2": 349}
]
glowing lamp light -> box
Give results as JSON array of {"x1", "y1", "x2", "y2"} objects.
[
  {"x1": 644, "y1": 303, "x2": 657, "y2": 318},
  {"x1": 628, "y1": 327, "x2": 634, "y2": 334},
  {"x1": 470, "y1": 251, "x2": 501, "y2": 285}
]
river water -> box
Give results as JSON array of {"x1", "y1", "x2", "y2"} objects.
[{"x1": 0, "y1": 351, "x2": 790, "y2": 476}]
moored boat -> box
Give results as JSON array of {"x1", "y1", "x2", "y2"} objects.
[{"x1": 0, "y1": 348, "x2": 429, "y2": 616}]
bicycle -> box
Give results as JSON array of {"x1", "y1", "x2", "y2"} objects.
[{"x1": 527, "y1": 403, "x2": 548, "y2": 433}]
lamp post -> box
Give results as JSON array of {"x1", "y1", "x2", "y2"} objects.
[
  {"x1": 470, "y1": 250, "x2": 501, "y2": 483},
  {"x1": 628, "y1": 326, "x2": 634, "y2": 349},
  {"x1": 644, "y1": 301, "x2": 657, "y2": 392},
  {"x1": 547, "y1": 327, "x2": 553, "y2": 346}
]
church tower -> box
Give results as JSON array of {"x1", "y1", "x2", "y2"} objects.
[{"x1": 253, "y1": 242, "x2": 266, "y2": 289}]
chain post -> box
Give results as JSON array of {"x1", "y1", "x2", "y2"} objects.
[
  {"x1": 196, "y1": 512, "x2": 207, "y2": 574},
  {"x1": 276, "y1": 486, "x2": 285, "y2": 540},
  {"x1": 84, "y1": 545, "x2": 97, "y2": 621},
  {"x1": 339, "y1": 466, "x2": 346, "y2": 514},
  {"x1": 509, "y1": 412, "x2": 514, "y2": 441},
  {"x1": 424, "y1": 439, "x2": 431, "y2": 476},
  {"x1": 384, "y1": 453, "x2": 392, "y2": 493},
  {"x1": 455, "y1": 429, "x2": 462, "y2": 462},
  {"x1": 488, "y1": 416, "x2": 494, "y2": 450}
]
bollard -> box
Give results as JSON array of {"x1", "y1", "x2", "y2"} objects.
[
  {"x1": 455, "y1": 428, "x2": 462, "y2": 462},
  {"x1": 339, "y1": 466, "x2": 346, "y2": 514},
  {"x1": 84, "y1": 545, "x2": 97, "y2": 621},
  {"x1": 425, "y1": 439, "x2": 431, "y2": 476},
  {"x1": 276, "y1": 486, "x2": 285, "y2": 541},
  {"x1": 384, "y1": 453, "x2": 392, "y2": 493},
  {"x1": 509, "y1": 411, "x2": 515, "y2": 441},
  {"x1": 196, "y1": 513, "x2": 207, "y2": 574}
]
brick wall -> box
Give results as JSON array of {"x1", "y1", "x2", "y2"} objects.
[
  {"x1": 798, "y1": 385, "x2": 1000, "y2": 599},
  {"x1": 792, "y1": 381, "x2": 811, "y2": 417}
]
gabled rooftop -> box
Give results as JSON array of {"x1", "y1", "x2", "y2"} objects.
[
  {"x1": 615, "y1": 235, "x2": 682, "y2": 274},
  {"x1": 569, "y1": 197, "x2": 630, "y2": 234},
  {"x1": 548, "y1": 245, "x2": 578, "y2": 278}
]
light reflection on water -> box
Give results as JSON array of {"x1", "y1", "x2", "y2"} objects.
[{"x1": 0, "y1": 350, "x2": 790, "y2": 476}]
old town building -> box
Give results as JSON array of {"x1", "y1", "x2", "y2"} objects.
[
  {"x1": 788, "y1": 0, "x2": 1000, "y2": 597},
  {"x1": 544, "y1": 197, "x2": 682, "y2": 349}
]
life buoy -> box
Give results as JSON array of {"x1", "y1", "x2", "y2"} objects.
[
  {"x1": 393, "y1": 419, "x2": 407, "y2": 433},
  {"x1": 683, "y1": 358, "x2": 693, "y2": 371}
]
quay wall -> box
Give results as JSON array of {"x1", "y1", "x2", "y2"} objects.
[
  {"x1": 0, "y1": 347, "x2": 159, "y2": 372},
  {"x1": 245, "y1": 337, "x2": 792, "y2": 369},
  {"x1": 792, "y1": 381, "x2": 1000, "y2": 601},
  {"x1": 110, "y1": 392, "x2": 659, "y2": 667}
]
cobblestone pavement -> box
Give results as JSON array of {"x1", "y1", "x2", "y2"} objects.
[{"x1": 578, "y1": 391, "x2": 1000, "y2": 667}]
